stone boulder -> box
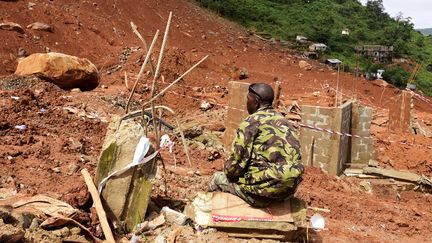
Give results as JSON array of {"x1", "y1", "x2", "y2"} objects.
[{"x1": 15, "y1": 52, "x2": 99, "y2": 91}]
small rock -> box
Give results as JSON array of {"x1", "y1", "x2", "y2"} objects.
[
  {"x1": 71, "y1": 88, "x2": 81, "y2": 92},
  {"x1": 239, "y1": 68, "x2": 249, "y2": 80},
  {"x1": 27, "y1": 22, "x2": 54, "y2": 32},
  {"x1": 79, "y1": 155, "x2": 91, "y2": 163},
  {"x1": 161, "y1": 207, "x2": 188, "y2": 225},
  {"x1": 299, "y1": 60, "x2": 312, "y2": 70},
  {"x1": 70, "y1": 227, "x2": 81, "y2": 235},
  {"x1": 207, "y1": 149, "x2": 220, "y2": 161},
  {"x1": 68, "y1": 138, "x2": 83, "y2": 151},
  {"x1": 68, "y1": 163, "x2": 80, "y2": 175},
  {"x1": 28, "y1": 2, "x2": 36, "y2": 9},
  {"x1": 17, "y1": 48, "x2": 27, "y2": 58},
  {"x1": 0, "y1": 224, "x2": 25, "y2": 243},
  {"x1": 181, "y1": 123, "x2": 203, "y2": 139},
  {"x1": 58, "y1": 227, "x2": 71, "y2": 237},
  {"x1": 359, "y1": 181, "x2": 372, "y2": 193},
  {"x1": 155, "y1": 235, "x2": 167, "y2": 243},
  {"x1": 101, "y1": 85, "x2": 108, "y2": 89},
  {"x1": 0, "y1": 22, "x2": 24, "y2": 34},
  {"x1": 200, "y1": 101, "x2": 213, "y2": 111},
  {"x1": 52, "y1": 167, "x2": 61, "y2": 173},
  {"x1": 29, "y1": 218, "x2": 39, "y2": 229}
]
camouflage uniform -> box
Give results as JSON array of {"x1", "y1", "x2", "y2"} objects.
[{"x1": 209, "y1": 106, "x2": 303, "y2": 207}]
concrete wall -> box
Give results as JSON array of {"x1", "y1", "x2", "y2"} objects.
[
  {"x1": 350, "y1": 102, "x2": 373, "y2": 166},
  {"x1": 335, "y1": 102, "x2": 352, "y2": 174},
  {"x1": 388, "y1": 91, "x2": 413, "y2": 133},
  {"x1": 300, "y1": 106, "x2": 333, "y2": 173},
  {"x1": 300, "y1": 101, "x2": 373, "y2": 175}
]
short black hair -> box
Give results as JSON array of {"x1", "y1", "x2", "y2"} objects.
[{"x1": 248, "y1": 83, "x2": 274, "y2": 105}]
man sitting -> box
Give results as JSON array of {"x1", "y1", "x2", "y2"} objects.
[{"x1": 209, "y1": 83, "x2": 303, "y2": 207}]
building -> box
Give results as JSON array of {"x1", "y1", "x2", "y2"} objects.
[
  {"x1": 309, "y1": 43, "x2": 327, "y2": 52},
  {"x1": 355, "y1": 45, "x2": 394, "y2": 62},
  {"x1": 341, "y1": 28, "x2": 350, "y2": 35}
]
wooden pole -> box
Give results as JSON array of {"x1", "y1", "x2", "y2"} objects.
[
  {"x1": 175, "y1": 118, "x2": 192, "y2": 167},
  {"x1": 335, "y1": 63, "x2": 340, "y2": 107},
  {"x1": 125, "y1": 29, "x2": 159, "y2": 114},
  {"x1": 81, "y1": 169, "x2": 115, "y2": 243},
  {"x1": 149, "y1": 11, "x2": 173, "y2": 149}
]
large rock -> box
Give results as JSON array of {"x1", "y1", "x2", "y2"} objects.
[{"x1": 15, "y1": 52, "x2": 99, "y2": 91}]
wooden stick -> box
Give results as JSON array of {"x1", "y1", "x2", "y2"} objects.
[
  {"x1": 144, "y1": 55, "x2": 209, "y2": 106},
  {"x1": 150, "y1": 12, "x2": 173, "y2": 149},
  {"x1": 125, "y1": 29, "x2": 159, "y2": 114},
  {"x1": 335, "y1": 63, "x2": 340, "y2": 107},
  {"x1": 81, "y1": 169, "x2": 115, "y2": 243},
  {"x1": 131, "y1": 22, "x2": 156, "y2": 75},
  {"x1": 175, "y1": 118, "x2": 192, "y2": 167}
]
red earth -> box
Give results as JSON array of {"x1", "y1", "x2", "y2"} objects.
[{"x1": 1, "y1": 0, "x2": 432, "y2": 242}]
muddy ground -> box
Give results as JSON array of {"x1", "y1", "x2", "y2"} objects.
[{"x1": 1, "y1": 0, "x2": 432, "y2": 242}]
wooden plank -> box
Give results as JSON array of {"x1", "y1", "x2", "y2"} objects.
[{"x1": 81, "y1": 169, "x2": 115, "y2": 243}]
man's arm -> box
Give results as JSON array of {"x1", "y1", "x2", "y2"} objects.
[{"x1": 224, "y1": 119, "x2": 257, "y2": 180}]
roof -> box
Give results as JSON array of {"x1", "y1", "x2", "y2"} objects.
[
  {"x1": 326, "y1": 59, "x2": 341, "y2": 64},
  {"x1": 310, "y1": 43, "x2": 327, "y2": 47}
]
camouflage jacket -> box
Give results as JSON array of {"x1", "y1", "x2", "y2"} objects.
[{"x1": 224, "y1": 107, "x2": 303, "y2": 199}]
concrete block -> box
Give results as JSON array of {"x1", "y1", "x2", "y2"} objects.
[{"x1": 95, "y1": 118, "x2": 156, "y2": 232}]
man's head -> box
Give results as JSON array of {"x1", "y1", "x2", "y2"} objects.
[{"x1": 247, "y1": 83, "x2": 274, "y2": 114}]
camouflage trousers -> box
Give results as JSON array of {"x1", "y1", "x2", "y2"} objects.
[{"x1": 208, "y1": 172, "x2": 270, "y2": 208}]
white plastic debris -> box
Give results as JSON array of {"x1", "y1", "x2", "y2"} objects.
[
  {"x1": 160, "y1": 134, "x2": 174, "y2": 153},
  {"x1": 39, "y1": 108, "x2": 47, "y2": 113},
  {"x1": 310, "y1": 213, "x2": 325, "y2": 230},
  {"x1": 11, "y1": 96, "x2": 20, "y2": 100},
  {"x1": 130, "y1": 235, "x2": 140, "y2": 243},
  {"x1": 14, "y1": 125, "x2": 27, "y2": 130},
  {"x1": 132, "y1": 136, "x2": 151, "y2": 164}
]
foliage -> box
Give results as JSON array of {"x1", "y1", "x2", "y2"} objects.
[{"x1": 196, "y1": 0, "x2": 432, "y2": 95}]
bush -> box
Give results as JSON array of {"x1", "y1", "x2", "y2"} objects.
[{"x1": 382, "y1": 65, "x2": 410, "y2": 87}]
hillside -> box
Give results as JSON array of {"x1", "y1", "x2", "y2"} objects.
[
  {"x1": 418, "y1": 28, "x2": 432, "y2": 36},
  {"x1": 197, "y1": 0, "x2": 432, "y2": 95}
]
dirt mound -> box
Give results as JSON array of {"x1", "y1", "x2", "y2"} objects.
[{"x1": 0, "y1": 78, "x2": 106, "y2": 207}]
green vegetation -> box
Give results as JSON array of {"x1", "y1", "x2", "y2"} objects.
[{"x1": 196, "y1": 0, "x2": 432, "y2": 96}]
